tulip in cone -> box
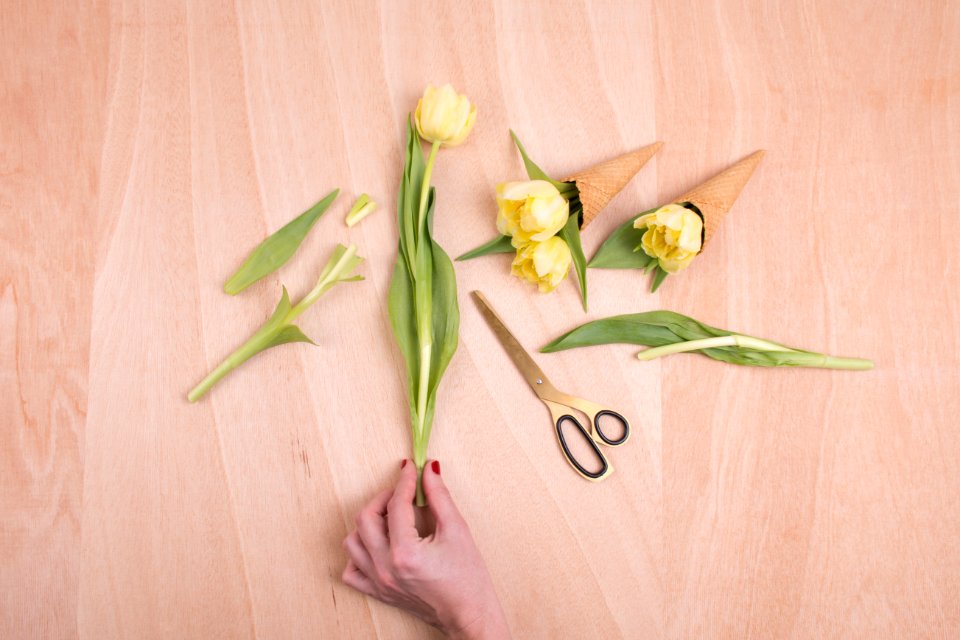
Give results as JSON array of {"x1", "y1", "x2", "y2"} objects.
[{"x1": 678, "y1": 150, "x2": 765, "y2": 249}]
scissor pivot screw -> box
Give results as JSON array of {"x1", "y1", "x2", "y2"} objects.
[{"x1": 536, "y1": 379, "x2": 542, "y2": 384}]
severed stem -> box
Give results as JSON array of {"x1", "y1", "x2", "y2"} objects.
[{"x1": 636, "y1": 334, "x2": 873, "y2": 370}]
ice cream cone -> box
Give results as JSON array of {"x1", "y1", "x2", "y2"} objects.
[
  {"x1": 677, "y1": 150, "x2": 765, "y2": 248},
  {"x1": 566, "y1": 142, "x2": 663, "y2": 228}
]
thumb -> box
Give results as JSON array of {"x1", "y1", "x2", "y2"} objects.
[
  {"x1": 422, "y1": 460, "x2": 464, "y2": 528},
  {"x1": 387, "y1": 459, "x2": 419, "y2": 546}
]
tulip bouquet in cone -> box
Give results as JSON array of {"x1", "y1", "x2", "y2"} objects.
[
  {"x1": 590, "y1": 150, "x2": 765, "y2": 292},
  {"x1": 458, "y1": 132, "x2": 661, "y2": 311}
]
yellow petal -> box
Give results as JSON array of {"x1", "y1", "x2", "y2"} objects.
[
  {"x1": 677, "y1": 211, "x2": 703, "y2": 253},
  {"x1": 634, "y1": 212, "x2": 656, "y2": 230},
  {"x1": 521, "y1": 194, "x2": 569, "y2": 242},
  {"x1": 499, "y1": 179, "x2": 559, "y2": 201}
]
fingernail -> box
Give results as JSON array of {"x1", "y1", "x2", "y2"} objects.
[
  {"x1": 431, "y1": 460, "x2": 441, "y2": 475},
  {"x1": 400, "y1": 459, "x2": 407, "y2": 469}
]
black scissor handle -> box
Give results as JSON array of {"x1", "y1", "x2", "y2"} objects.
[
  {"x1": 594, "y1": 409, "x2": 630, "y2": 446},
  {"x1": 556, "y1": 414, "x2": 610, "y2": 480}
]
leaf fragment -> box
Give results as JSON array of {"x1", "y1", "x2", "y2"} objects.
[{"x1": 225, "y1": 189, "x2": 340, "y2": 295}]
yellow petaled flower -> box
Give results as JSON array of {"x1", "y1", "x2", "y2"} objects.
[
  {"x1": 414, "y1": 84, "x2": 477, "y2": 147},
  {"x1": 511, "y1": 236, "x2": 572, "y2": 293},
  {"x1": 496, "y1": 180, "x2": 570, "y2": 248},
  {"x1": 634, "y1": 203, "x2": 703, "y2": 273}
]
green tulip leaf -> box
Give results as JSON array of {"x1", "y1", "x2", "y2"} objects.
[
  {"x1": 587, "y1": 207, "x2": 657, "y2": 270},
  {"x1": 650, "y1": 265, "x2": 669, "y2": 292},
  {"x1": 457, "y1": 235, "x2": 515, "y2": 261},
  {"x1": 264, "y1": 324, "x2": 316, "y2": 349},
  {"x1": 509, "y1": 130, "x2": 578, "y2": 198},
  {"x1": 558, "y1": 213, "x2": 589, "y2": 311},
  {"x1": 225, "y1": 189, "x2": 340, "y2": 295},
  {"x1": 540, "y1": 311, "x2": 873, "y2": 370}
]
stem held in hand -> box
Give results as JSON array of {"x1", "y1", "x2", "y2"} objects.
[{"x1": 389, "y1": 116, "x2": 463, "y2": 507}]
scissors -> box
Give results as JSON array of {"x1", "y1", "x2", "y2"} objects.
[{"x1": 471, "y1": 291, "x2": 630, "y2": 481}]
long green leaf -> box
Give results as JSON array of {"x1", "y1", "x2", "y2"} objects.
[
  {"x1": 540, "y1": 311, "x2": 873, "y2": 370},
  {"x1": 558, "y1": 212, "x2": 589, "y2": 311},
  {"x1": 541, "y1": 312, "x2": 692, "y2": 352},
  {"x1": 425, "y1": 189, "x2": 460, "y2": 403},
  {"x1": 587, "y1": 206, "x2": 657, "y2": 270},
  {"x1": 425, "y1": 240, "x2": 460, "y2": 434},
  {"x1": 456, "y1": 234, "x2": 515, "y2": 261},
  {"x1": 509, "y1": 130, "x2": 568, "y2": 191},
  {"x1": 387, "y1": 260, "x2": 420, "y2": 423},
  {"x1": 224, "y1": 189, "x2": 339, "y2": 294}
]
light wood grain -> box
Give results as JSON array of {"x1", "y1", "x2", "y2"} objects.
[{"x1": 2, "y1": 1, "x2": 958, "y2": 638}]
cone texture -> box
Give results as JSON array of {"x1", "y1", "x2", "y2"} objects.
[
  {"x1": 677, "y1": 150, "x2": 765, "y2": 248},
  {"x1": 566, "y1": 142, "x2": 663, "y2": 228}
]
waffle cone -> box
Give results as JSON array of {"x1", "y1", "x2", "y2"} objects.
[
  {"x1": 677, "y1": 150, "x2": 765, "y2": 248},
  {"x1": 566, "y1": 142, "x2": 663, "y2": 228}
]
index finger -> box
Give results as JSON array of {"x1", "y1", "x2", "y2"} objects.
[{"x1": 386, "y1": 460, "x2": 419, "y2": 546}]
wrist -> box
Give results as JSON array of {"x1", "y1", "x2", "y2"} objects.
[{"x1": 443, "y1": 598, "x2": 510, "y2": 640}]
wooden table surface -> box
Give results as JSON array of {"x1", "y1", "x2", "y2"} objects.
[{"x1": 3, "y1": 1, "x2": 958, "y2": 638}]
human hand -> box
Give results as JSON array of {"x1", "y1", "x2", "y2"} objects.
[{"x1": 342, "y1": 459, "x2": 511, "y2": 639}]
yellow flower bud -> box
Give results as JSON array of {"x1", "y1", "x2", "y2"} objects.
[
  {"x1": 511, "y1": 236, "x2": 572, "y2": 293},
  {"x1": 634, "y1": 204, "x2": 703, "y2": 273},
  {"x1": 496, "y1": 180, "x2": 570, "y2": 248},
  {"x1": 414, "y1": 84, "x2": 477, "y2": 147}
]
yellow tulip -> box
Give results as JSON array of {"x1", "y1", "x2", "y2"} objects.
[
  {"x1": 634, "y1": 203, "x2": 703, "y2": 273},
  {"x1": 511, "y1": 236, "x2": 572, "y2": 293},
  {"x1": 496, "y1": 180, "x2": 570, "y2": 248},
  {"x1": 414, "y1": 84, "x2": 477, "y2": 147}
]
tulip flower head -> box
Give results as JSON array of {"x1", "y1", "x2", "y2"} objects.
[
  {"x1": 496, "y1": 180, "x2": 570, "y2": 248},
  {"x1": 414, "y1": 84, "x2": 477, "y2": 147},
  {"x1": 511, "y1": 236, "x2": 573, "y2": 293},
  {"x1": 634, "y1": 203, "x2": 703, "y2": 273}
]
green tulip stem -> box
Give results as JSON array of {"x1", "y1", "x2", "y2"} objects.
[
  {"x1": 414, "y1": 140, "x2": 440, "y2": 505},
  {"x1": 637, "y1": 335, "x2": 791, "y2": 359},
  {"x1": 636, "y1": 334, "x2": 874, "y2": 370},
  {"x1": 417, "y1": 141, "x2": 441, "y2": 242},
  {"x1": 187, "y1": 326, "x2": 273, "y2": 403},
  {"x1": 558, "y1": 181, "x2": 579, "y2": 200},
  {"x1": 289, "y1": 244, "x2": 360, "y2": 321},
  {"x1": 187, "y1": 244, "x2": 363, "y2": 403}
]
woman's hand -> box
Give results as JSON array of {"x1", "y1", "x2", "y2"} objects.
[{"x1": 342, "y1": 459, "x2": 510, "y2": 639}]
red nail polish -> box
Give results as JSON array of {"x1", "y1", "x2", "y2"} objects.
[
  {"x1": 401, "y1": 459, "x2": 407, "y2": 469},
  {"x1": 431, "y1": 460, "x2": 441, "y2": 475}
]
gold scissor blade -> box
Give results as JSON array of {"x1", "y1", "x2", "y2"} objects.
[{"x1": 471, "y1": 291, "x2": 555, "y2": 397}]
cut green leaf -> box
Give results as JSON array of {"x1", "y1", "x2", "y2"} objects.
[
  {"x1": 540, "y1": 310, "x2": 873, "y2": 370},
  {"x1": 189, "y1": 243, "x2": 363, "y2": 402},
  {"x1": 457, "y1": 234, "x2": 515, "y2": 261},
  {"x1": 389, "y1": 118, "x2": 461, "y2": 506},
  {"x1": 224, "y1": 189, "x2": 340, "y2": 295},
  {"x1": 558, "y1": 213, "x2": 588, "y2": 311}
]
